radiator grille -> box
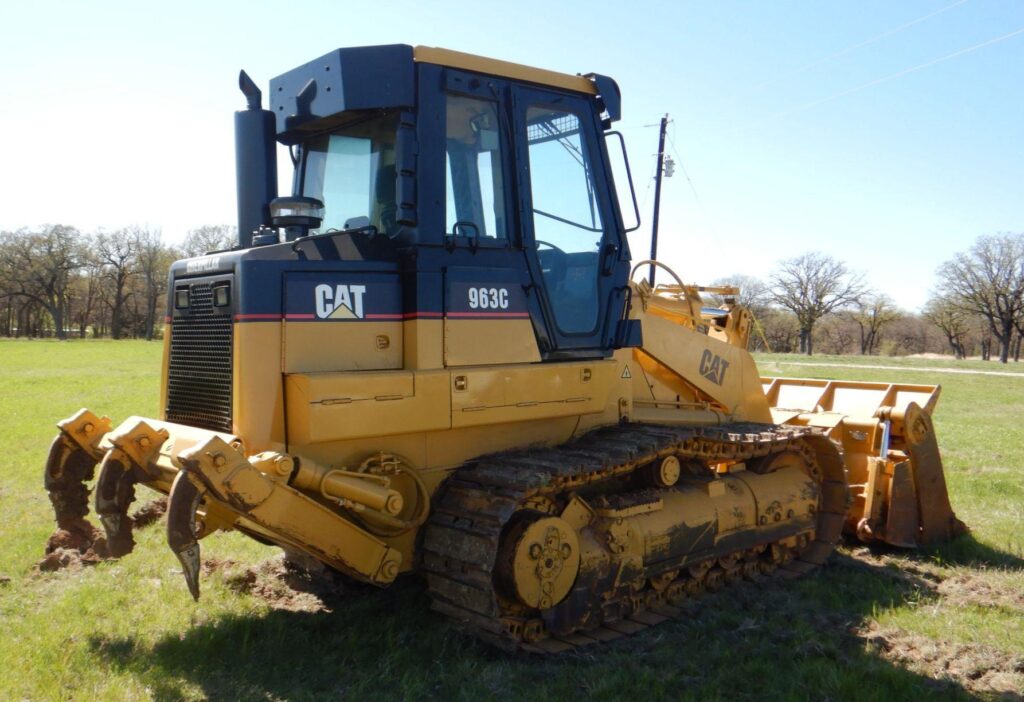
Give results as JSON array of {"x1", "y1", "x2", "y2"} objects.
[{"x1": 165, "y1": 279, "x2": 233, "y2": 431}]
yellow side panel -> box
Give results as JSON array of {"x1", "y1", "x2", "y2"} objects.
[
  {"x1": 638, "y1": 313, "x2": 772, "y2": 423},
  {"x1": 403, "y1": 318, "x2": 444, "y2": 370},
  {"x1": 285, "y1": 370, "x2": 451, "y2": 444},
  {"x1": 444, "y1": 318, "x2": 542, "y2": 366},
  {"x1": 284, "y1": 320, "x2": 402, "y2": 373},
  {"x1": 451, "y1": 360, "x2": 616, "y2": 428},
  {"x1": 233, "y1": 322, "x2": 286, "y2": 453}
]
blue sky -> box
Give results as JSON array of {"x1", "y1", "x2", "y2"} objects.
[{"x1": 1, "y1": 0, "x2": 1021, "y2": 309}]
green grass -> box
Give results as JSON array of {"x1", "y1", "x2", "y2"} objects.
[{"x1": 1, "y1": 341, "x2": 1022, "y2": 701}]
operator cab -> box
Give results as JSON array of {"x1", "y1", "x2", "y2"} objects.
[{"x1": 233, "y1": 45, "x2": 640, "y2": 362}]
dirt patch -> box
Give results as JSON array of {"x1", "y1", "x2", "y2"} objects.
[
  {"x1": 130, "y1": 497, "x2": 168, "y2": 529},
  {"x1": 860, "y1": 623, "x2": 1024, "y2": 697},
  {"x1": 36, "y1": 497, "x2": 169, "y2": 573},
  {"x1": 200, "y1": 557, "x2": 240, "y2": 576},
  {"x1": 937, "y1": 573, "x2": 1024, "y2": 611},
  {"x1": 222, "y1": 555, "x2": 350, "y2": 613},
  {"x1": 36, "y1": 518, "x2": 109, "y2": 572}
]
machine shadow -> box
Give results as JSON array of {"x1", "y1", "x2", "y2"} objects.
[
  {"x1": 925, "y1": 532, "x2": 1024, "y2": 569},
  {"x1": 86, "y1": 554, "x2": 994, "y2": 701}
]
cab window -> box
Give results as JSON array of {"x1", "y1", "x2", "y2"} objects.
[
  {"x1": 525, "y1": 105, "x2": 604, "y2": 334},
  {"x1": 445, "y1": 95, "x2": 508, "y2": 241},
  {"x1": 301, "y1": 111, "x2": 400, "y2": 236}
]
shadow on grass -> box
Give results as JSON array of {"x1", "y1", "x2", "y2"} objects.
[
  {"x1": 926, "y1": 532, "x2": 1024, "y2": 569},
  {"x1": 85, "y1": 545, "x2": 1014, "y2": 702}
]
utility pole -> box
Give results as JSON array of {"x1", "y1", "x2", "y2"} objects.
[{"x1": 648, "y1": 114, "x2": 671, "y2": 286}]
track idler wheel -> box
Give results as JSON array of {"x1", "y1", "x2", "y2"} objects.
[
  {"x1": 167, "y1": 471, "x2": 205, "y2": 600},
  {"x1": 496, "y1": 513, "x2": 581, "y2": 610}
]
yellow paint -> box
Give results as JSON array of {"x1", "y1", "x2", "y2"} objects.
[
  {"x1": 284, "y1": 320, "x2": 403, "y2": 373},
  {"x1": 444, "y1": 318, "x2": 541, "y2": 366},
  {"x1": 413, "y1": 46, "x2": 598, "y2": 96},
  {"x1": 403, "y1": 318, "x2": 444, "y2": 370},
  {"x1": 450, "y1": 360, "x2": 616, "y2": 428},
  {"x1": 285, "y1": 369, "x2": 451, "y2": 444},
  {"x1": 233, "y1": 321, "x2": 286, "y2": 453}
]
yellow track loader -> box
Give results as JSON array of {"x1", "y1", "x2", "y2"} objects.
[{"x1": 43, "y1": 45, "x2": 965, "y2": 653}]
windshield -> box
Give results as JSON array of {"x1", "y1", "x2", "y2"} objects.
[{"x1": 299, "y1": 111, "x2": 400, "y2": 236}]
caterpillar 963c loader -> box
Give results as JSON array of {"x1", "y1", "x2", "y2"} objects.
[{"x1": 44, "y1": 45, "x2": 965, "y2": 653}]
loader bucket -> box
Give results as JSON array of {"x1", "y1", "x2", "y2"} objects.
[{"x1": 761, "y1": 377, "x2": 967, "y2": 547}]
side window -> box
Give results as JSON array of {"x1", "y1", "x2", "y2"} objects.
[
  {"x1": 445, "y1": 95, "x2": 508, "y2": 240},
  {"x1": 301, "y1": 112, "x2": 399, "y2": 235},
  {"x1": 526, "y1": 106, "x2": 604, "y2": 334}
]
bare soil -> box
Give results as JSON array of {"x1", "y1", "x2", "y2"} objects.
[
  {"x1": 129, "y1": 496, "x2": 168, "y2": 529},
  {"x1": 220, "y1": 555, "x2": 351, "y2": 613},
  {"x1": 860, "y1": 622, "x2": 1024, "y2": 698},
  {"x1": 36, "y1": 497, "x2": 169, "y2": 573}
]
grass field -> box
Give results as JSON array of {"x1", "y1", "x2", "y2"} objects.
[{"x1": 1, "y1": 340, "x2": 1022, "y2": 701}]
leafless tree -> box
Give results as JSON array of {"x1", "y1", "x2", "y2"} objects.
[
  {"x1": 132, "y1": 226, "x2": 173, "y2": 340},
  {"x1": 708, "y1": 274, "x2": 771, "y2": 315},
  {"x1": 759, "y1": 309, "x2": 801, "y2": 353},
  {"x1": 938, "y1": 233, "x2": 1024, "y2": 363},
  {"x1": 181, "y1": 225, "x2": 236, "y2": 258},
  {"x1": 851, "y1": 294, "x2": 901, "y2": 355},
  {"x1": 768, "y1": 252, "x2": 865, "y2": 355},
  {"x1": 923, "y1": 294, "x2": 971, "y2": 359},
  {"x1": 0, "y1": 225, "x2": 84, "y2": 339},
  {"x1": 95, "y1": 229, "x2": 139, "y2": 340}
]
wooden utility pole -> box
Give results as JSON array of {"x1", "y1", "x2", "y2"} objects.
[{"x1": 648, "y1": 114, "x2": 669, "y2": 286}]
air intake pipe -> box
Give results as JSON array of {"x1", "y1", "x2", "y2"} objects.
[{"x1": 234, "y1": 70, "x2": 278, "y2": 249}]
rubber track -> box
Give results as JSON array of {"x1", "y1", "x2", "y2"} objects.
[{"x1": 422, "y1": 422, "x2": 848, "y2": 654}]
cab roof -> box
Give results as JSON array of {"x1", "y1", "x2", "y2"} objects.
[{"x1": 269, "y1": 44, "x2": 617, "y2": 144}]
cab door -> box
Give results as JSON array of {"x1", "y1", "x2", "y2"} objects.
[{"x1": 513, "y1": 86, "x2": 626, "y2": 357}]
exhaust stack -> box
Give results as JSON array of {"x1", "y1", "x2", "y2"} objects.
[{"x1": 234, "y1": 70, "x2": 278, "y2": 249}]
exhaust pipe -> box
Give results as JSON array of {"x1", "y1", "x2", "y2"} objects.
[{"x1": 235, "y1": 70, "x2": 278, "y2": 249}]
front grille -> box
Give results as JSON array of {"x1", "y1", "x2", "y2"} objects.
[{"x1": 166, "y1": 279, "x2": 233, "y2": 431}]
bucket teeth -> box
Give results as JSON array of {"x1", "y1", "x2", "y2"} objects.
[{"x1": 167, "y1": 471, "x2": 205, "y2": 600}]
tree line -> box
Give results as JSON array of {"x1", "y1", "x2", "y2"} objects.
[
  {"x1": 714, "y1": 232, "x2": 1024, "y2": 363},
  {"x1": 2, "y1": 225, "x2": 1021, "y2": 361},
  {"x1": 0, "y1": 225, "x2": 234, "y2": 339}
]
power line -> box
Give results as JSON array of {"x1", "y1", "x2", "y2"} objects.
[
  {"x1": 746, "y1": 0, "x2": 972, "y2": 93},
  {"x1": 665, "y1": 125, "x2": 722, "y2": 241},
  {"x1": 759, "y1": 25, "x2": 1024, "y2": 123}
]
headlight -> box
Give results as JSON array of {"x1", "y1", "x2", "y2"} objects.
[
  {"x1": 213, "y1": 285, "x2": 231, "y2": 307},
  {"x1": 174, "y1": 288, "x2": 190, "y2": 309}
]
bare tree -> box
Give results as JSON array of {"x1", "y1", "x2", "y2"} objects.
[
  {"x1": 0, "y1": 225, "x2": 84, "y2": 339},
  {"x1": 181, "y1": 225, "x2": 236, "y2": 258},
  {"x1": 923, "y1": 294, "x2": 971, "y2": 359},
  {"x1": 938, "y1": 233, "x2": 1024, "y2": 364},
  {"x1": 769, "y1": 252, "x2": 865, "y2": 355},
  {"x1": 709, "y1": 274, "x2": 771, "y2": 315},
  {"x1": 95, "y1": 229, "x2": 139, "y2": 340},
  {"x1": 851, "y1": 294, "x2": 901, "y2": 355},
  {"x1": 132, "y1": 226, "x2": 174, "y2": 340},
  {"x1": 760, "y1": 309, "x2": 800, "y2": 353}
]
